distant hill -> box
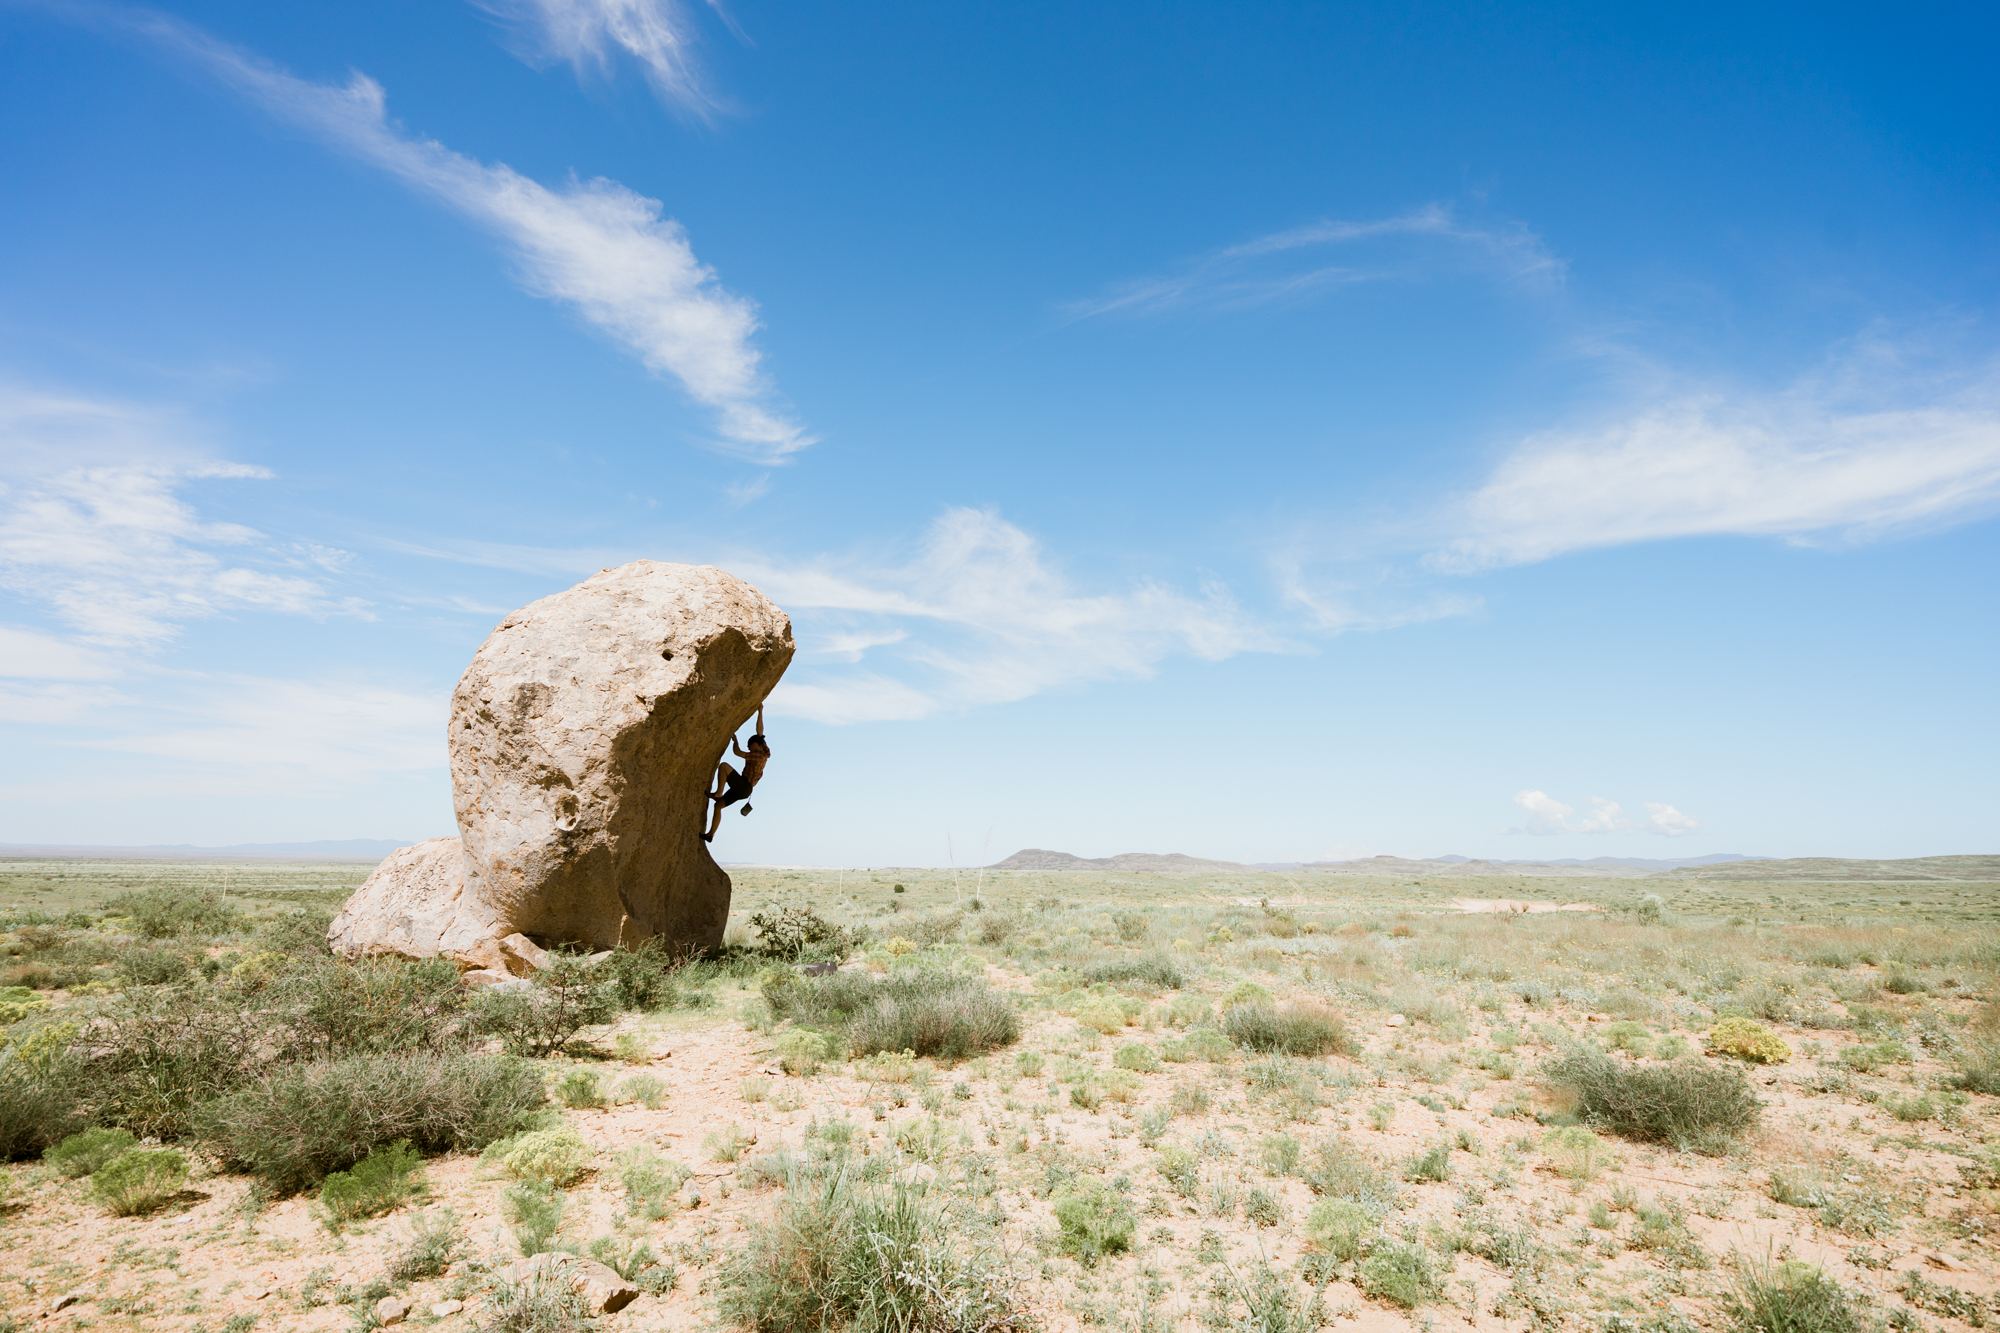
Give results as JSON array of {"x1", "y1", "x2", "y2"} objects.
[
  {"x1": 0, "y1": 839, "x2": 411, "y2": 862},
  {"x1": 1659, "y1": 854, "x2": 1999, "y2": 882},
  {"x1": 1431, "y1": 854, "x2": 1761, "y2": 870},
  {"x1": 988, "y1": 848, "x2": 1248, "y2": 872}
]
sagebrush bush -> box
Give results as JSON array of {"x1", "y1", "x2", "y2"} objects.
[
  {"x1": 1359, "y1": 1238, "x2": 1440, "y2": 1307},
  {"x1": 1083, "y1": 955, "x2": 1186, "y2": 989},
  {"x1": 1721, "y1": 1261, "x2": 1864, "y2": 1333},
  {"x1": 44, "y1": 1126, "x2": 136, "y2": 1177},
  {"x1": 1113, "y1": 1042, "x2": 1162, "y2": 1072},
  {"x1": 318, "y1": 1139, "x2": 425, "y2": 1224},
  {"x1": 501, "y1": 1124, "x2": 594, "y2": 1186},
  {"x1": 1225, "y1": 1002, "x2": 1355, "y2": 1057},
  {"x1": 719, "y1": 1170, "x2": 1026, "y2": 1333},
  {"x1": 1052, "y1": 1179, "x2": 1136, "y2": 1265},
  {"x1": 764, "y1": 968, "x2": 1019, "y2": 1060},
  {"x1": 1541, "y1": 1048, "x2": 1759, "y2": 1152},
  {"x1": 0, "y1": 1047, "x2": 87, "y2": 1159},
  {"x1": 553, "y1": 1069, "x2": 606, "y2": 1109},
  {"x1": 1708, "y1": 1017, "x2": 1792, "y2": 1064},
  {"x1": 1304, "y1": 1199, "x2": 1376, "y2": 1260},
  {"x1": 197, "y1": 1051, "x2": 545, "y2": 1193},
  {"x1": 101, "y1": 886, "x2": 242, "y2": 939},
  {"x1": 1300, "y1": 1136, "x2": 1398, "y2": 1210},
  {"x1": 748, "y1": 906, "x2": 860, "y2": 962},
  {"x1": 272, "y1": 954, "x2": 469, "y2": 1060},
  {"x1": 90, "y1": 1148, "x2": 187, "y2": 1215}
]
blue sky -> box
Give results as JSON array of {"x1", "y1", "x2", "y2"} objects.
[{"x1": 2, "y1": 0, "x2": 1996, "y2": 865}]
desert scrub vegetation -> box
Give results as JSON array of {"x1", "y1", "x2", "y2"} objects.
[
  {"x1": 1708, "y1": 1017, "x2": 1793, "y2": 1063},
  {"x1": 761, "y1": 965, "x2": 1020, "y2": 1060},
  {"x1": 718, "y1": 1166, "x2": 1027, "y2": 1333},
  {"x1": 1721, "y1": 1260, "x2": 1867, "y2": 1333},
  {"x1": 1540, "y1": 1046, "x2": 1760, "y2": 1152},
  {"x1": 1223, "y1": 999, "x2": 1355, "y2": 1056}
]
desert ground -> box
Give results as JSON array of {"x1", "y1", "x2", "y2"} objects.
[{"x1": 1, "y1": 856, "x2": 1995, "y2": 1333}]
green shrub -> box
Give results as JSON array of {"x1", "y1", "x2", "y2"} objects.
[
  {"x1": 1602, "y1": 1021, "x2": 1653, "y2": 1056},
  {"x1": 318, "y1": 1139, "x2": 425, "y2": 1224},
  {"x1": 271, "y1": 954, "x2": 469, "y2": 1059},
  {"x1": 619, "y1": 1073, "x2": 667, "y2": 1109},
  {"x1": 388, "y1": 1208, "x2": 462, "y2": 1280},
  {"x1": 1708, "y1": 1017, "x2": 1791, "y2": 1064},
  {"x1": 776, "y1": 1028, "x2": 836, "y2": 1076},
  {"x1": 1083, "y1": 955, "x2": 1186, "y2": 989},
  {"x1": 1541, "y1": 1048, "x2": 1759, "y2": 1153},
  {"x1": 1304, "y1": 1199, "x2": 1377, "y2": 1260},
  {"x1": 1260, "y1": 1133, "x2": 1301, "y2": 1175},
  {"x1": 1244, "y1": 1187, "x2": 1283, "y2": 1228},
  {"x1": 502, "y1": 1125, "x2": 594, "y2": 1186},
  {"x1": 617, "y1": 1144, "x2": 691, "y2": 1222},
  {"x1": 1113, "y1": 1042, "x2": 1162, "y2": 1073},
  {"x1": 1222, "y1": 982, "x2": 1274, "y2": 1009},
  {"x1": 90, "y1": 1148, "x2": 188, "y2": 1215},
  {"x1": 0, "y1": 1046, "x2": 87, "y2": 1159},
  {"x1": 1403, "y1": 1142, "x2": 1451, "y2": 1183},
  {"x1": 1542, "y1": 1125, "x2": 1612, "y2": 1181},
  {"x1": 1359, "y1": 1238, "x2": 1440, "y2": 1307},
  {"x1": 747, "y1": 906, "x2": 857, "y2": 963},
  {"x1": 505, "y1": 1179, "x2": 567, "y2": 1257},
  {"x1": 197, "y1": 1051, "x2": 545, "y2": 1193},
  {"x1": 1721, "y1": 1260, "x2": 1864, "y2": 1333},
  {"x1": 116, "y1": 945, "x2": 195, "y2": 987},
  {"x1": 1161, "y1": 1029, "x2": 1234, "y2": 1063},
  {"x1": 1838, "y1": 1041, "x2": 1910, "y2": 1072},
  {"x1": 600, "y1": 938, "x2": 685, "y2": 1010},
  {"x1": 100, "y1": 886, "x2": 243, "y2": 939},
  {"x1": 1300, "y1": 1137, "x2": 1398, "y2": 1210},
  {"x1": 467, "y1": 956, "x2": 617, "y2": 1057},
  {"x1": 44, "y1": 1126, "x2": 137, "y2": 1177},
  {"x1": 718, "y1": 1170, "x2": 1026, "y2": 1333},
  {"x1": 1053, "y1": 1179, "x2": 1137, "y2": 1265},
  {"x1": 1225, "y1": 1002, "x2": 1355, "y2": 1057},
  {"x1": 553, "y1": 1069, "x2": 606, "y2": 1109},
  {"x1": 765, "y1": 968, "x2": 1019, "y2": 1060}
]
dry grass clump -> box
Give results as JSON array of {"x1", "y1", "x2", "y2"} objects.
[
  {"x1": 1540, "y1": 1047, "x2": 1759, "y2": 1153},
  {"x1": 1223, "y1": 1000, "x2": 1355, "y2": 1057},
  {"x1": 719, "y1": 1169, "x2": 1026, "y2": 1333},
  {"x1": 1720, "y1": 1260, "x2": 1866, "y2": 1333},
  {"x1": 763, "y1": 968, "x2": 1020, "y2": 1060}
]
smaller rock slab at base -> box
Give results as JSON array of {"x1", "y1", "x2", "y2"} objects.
[{"x1": 501, "y1": 1252, "x2": 640, "y2": 1314}]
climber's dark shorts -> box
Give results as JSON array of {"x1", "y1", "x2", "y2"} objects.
[{"x1": 719, "y1": 772, "x2": 754, "y2": 808}]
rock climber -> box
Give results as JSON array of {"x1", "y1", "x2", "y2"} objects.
[{"x1": 702, "y1": 706, "x2": 770, "y2": 843}]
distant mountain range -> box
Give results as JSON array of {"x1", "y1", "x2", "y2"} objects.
[
  {"x1": 982, "y1": 849, "x2": 1997, "y2": 881},
  {"x1": 0, "y1": 839, "x2": 413, "y2": 861},
  {"x1": 986, "y1": 848, "x2": 1761, "y2": 877},
  {"x1": 987, "y1": 848, "x2": 1247, "y2": 872}
]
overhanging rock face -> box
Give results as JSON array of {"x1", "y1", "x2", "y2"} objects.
[{"x1": 329, "y1": 561, "x2": 793, "y2": 967}]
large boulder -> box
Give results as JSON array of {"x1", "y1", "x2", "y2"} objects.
[{"x1": 329, "y1": 562, "x2": 792, "y2": 965}]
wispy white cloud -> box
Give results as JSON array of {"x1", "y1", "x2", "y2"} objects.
[
  {"x1": 1643, "y1": 802, "x2": 1698, "y2": 837},
  {"x1": 0, "y1": 388, "x2": 362, "y2": 646},
  {"x1": 1272, "y1": 556, "x2": 1483, "y2": 633},
  {"x1": 391, "y1": 507, "x2": 1290, "y2": 724},
  {"x1": 749, "y1": 508, "x2": 1287, "y2": 723},
  {"x1": 1065, "y1": 204, "x2": 1562, "y2": 322},
  {"x1": 108, "y1": 9, "x2": 808, "y2": 463},
  {"x1": 478, "y1": 0, "x2": 722, "y2": 117},
  {"x1": 1431, "y1": 342, "x2": 2000, "y2": 571},
  {"x1": 1507, "y1": 789, "x2": 1699, "y2": 837}
]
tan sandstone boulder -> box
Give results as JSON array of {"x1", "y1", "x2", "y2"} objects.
[{"x1": 329, "y1": 561, "x2": 793, "y2": 965}]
